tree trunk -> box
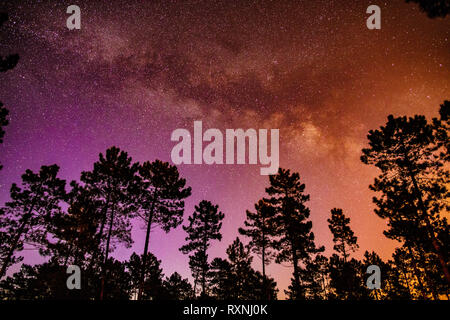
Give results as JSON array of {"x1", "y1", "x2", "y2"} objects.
[
  {"x1": 63, "y1": 242, "x2": 73, "y2": 268},
  {"x1": 85, "y1": 199, "x2": 110, "y2": 286},
  {"x1": 193, "y1": 273, "x2": 198, "y2": 298},
  {"x1": 406, "y1": 245, "x2": 427, "y2": 299},
  {"x1": 262, "y1": 228, "x2": 268, "y2": 300},
  {"x1": 0, "y1": 197, "x2": 36, "y2": 280},
  {"x1": 88, "y1": 195, "x2": 110, "y2": 274},
  {"x1": 100, "y1": 202, "x2": 115, "y2": 300},
  {"x1": 201, "y1": 216, "x2": 208, "y2": 297},
  {"x1": 416, "y1": 244, "x2": 439, "y2": 300},
  {"x1": 96, "y1": 195, "x2": 110, "y2": 254},
  {"x1": 290, "y1": 238, "x2": 301, "y2": 300},
  {"x1": 201, "y1": 256, "x2": 207, "y2": 296},
  {"x1": 138, "y1": 190, "x2": 158, "y2": 300},
  {"x1": 0, "y1": 214, "x2": 31, "y2": 279},
  {"x1": 407, "y1": 167, "x2": 450, "y2": 284},
  {"x1": 399, "y1": 266, "x2": 412, "y2": 296},
  {"x1": 321, "y1": 273, "x2": 328, "y2": 299},
  {"x1": 342, "y1": 241, "x2": 347, "y2": 263}
]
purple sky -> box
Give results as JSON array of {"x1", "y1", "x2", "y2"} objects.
[{"x1": 1, "y1": 0, "x2": 449, "y2": 297}]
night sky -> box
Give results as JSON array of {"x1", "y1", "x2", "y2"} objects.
[{"x1": 1, "y1": 0, "x2": 449, "y2": 297}]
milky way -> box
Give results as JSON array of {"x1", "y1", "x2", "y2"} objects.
[{"x1": 0, "y1": 0, "x2": 449, "y2": 297}]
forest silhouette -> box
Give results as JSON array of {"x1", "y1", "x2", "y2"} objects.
[
  {"x1": 0, "y1": 3, "x2": 449, "y2": 300},
  {"x1": 0, "y1": 99, "x2": 448, "y2": 300}
]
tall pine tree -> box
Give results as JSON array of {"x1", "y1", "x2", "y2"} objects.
[
  {"x1": 45, "y1": 181, "x2": 102, "y2": 268},
  {"x1": 80, "y1": 147, "x2": 138, "y2": 299},
  {"x1": 361, "y1": 109, "x2": 450, "y2": 284},
  {"x1": 264, "y1": 168, "x2": 324, "y2": 300},
  {"x1": 0, "y1": 165, "x2": 66, "y2": 279},
  {"x1": 327, "y1": 208, "x2": 367, "y2": 299},
  {"x1": 327, "y1": 208, "x2": 358, "y2": 263},
  {"x1": 180, "y1": 200, "x2": 224, "y2": 297},
  {"x1": 238, "y1": 199, "x2": 277, "y2": 299},
  {"x1": 135, "y1": 160, "x2": 191, "y2": 299},
  {"x1": 163, "y1": 272, "x2": 194, "y2": 300},
  {"x1": 126, "y1": 252, "x2": 164, "y2": 300}
]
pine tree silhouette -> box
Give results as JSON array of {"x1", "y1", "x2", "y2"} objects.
[
  {"x1": 135, "y1": 160, "x2": 191, "y2": 300},
  {"x1": 163, "y1": 272, "x2": 194, "y2": 300},
  {"x1": 126, "y1": 252, "x2": 164, "y2": 300},
  {"x1": 0, "y1": 165, "x2": 66, "y2": 279},
  {"x1": 180, "y1": 200, "x2": 224, "y2": 298},
  {"x1": 327, "y1": 208, "x2": 358, "y2": 263},
  {"x1": 45, "y1": 182, "x2": 101, "y2": 268},
  {"x1": 209, "y1": 237, "x2": 278, "y2": 299},
  {"x1": 361, "y1": 107, "x2": 450, "y2": 285},
  {"x1": 80, "y1": 147, "x2": 138, "y2": 299},
  {"x1": 239, "y1": 199, "x2": 277, "y2": 299},
  {"x1": 264, "y1": 168, "x2": 324, "y2": 300}
]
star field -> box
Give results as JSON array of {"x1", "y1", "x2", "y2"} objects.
[{"x1": 0, "y1": 0, "x2": 449, "y2": 297}]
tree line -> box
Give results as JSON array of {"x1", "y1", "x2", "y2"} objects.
[
  {"x1": 0, "y1": 99, "x2": 448, "y2": 299},
  {"x1": 0, "y1": 9, "x2": 448, "y2": 301}
]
